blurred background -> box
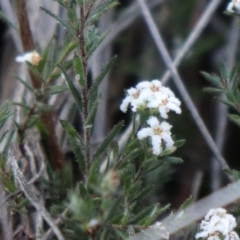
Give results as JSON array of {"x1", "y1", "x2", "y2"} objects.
[{"x1": 0, "y1": 0, "x2": 239, "y2": 211}]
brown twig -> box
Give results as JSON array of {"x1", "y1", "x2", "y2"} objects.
[{"x1": 14, "y1": 0, "x2": 64, "y2": 171}]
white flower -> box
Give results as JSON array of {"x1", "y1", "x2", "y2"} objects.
[
  {"x1": 120, "y1": 87, "x2": 143, "y2": 112},
  {"x1": 147, "y1": 93, "x2": 181, "y2": 119},
  {"x1": 195, "y1": 208, "x2": 239, "y2": 240},
  {"x1": 137, "y1": 116, "x2": 174, "y2": 155},
  {"x1": 15, "y1": 50, "x2": 41, "y2": 66},
  {"x1": 120, "y1": 79, "x2": 181, "y2": 118},
  {"x1": 227, "y1": 0, "x2": 240, "y2": 13}
]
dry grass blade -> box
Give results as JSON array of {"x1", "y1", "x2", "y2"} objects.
[
  {"x1": 131, "y1": 179, "x2": 240, "y2": 240},
  {"x1": 8, "y1": 150, "x2": 65, "y2": 240}
]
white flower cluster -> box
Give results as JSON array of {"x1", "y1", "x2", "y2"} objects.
[
  {"x1": 120, "y1": 80, "x2": 181, "y2": 119},
  {"x1": 195, "y1": 208, "x2": 239, "y2": 240},
  {"x1": 227, "y1": 0, "x2": 240, "y2": 13},
  {"x1": 120, "y1": 80, "x2": 181, "y2": 156}
]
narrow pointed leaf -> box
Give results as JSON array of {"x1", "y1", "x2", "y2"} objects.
[
  {"x1": 40, "y1": 7, "x2": 71, "y2": 30},
  {"x1": 73, "y1": 54, "x2": 85, "y2": 87},
  {"x1": 26, "y1": 62, "x2": 43, "y2": 82},
  {"x1": 88, "y1": 55, "x2": 117, "y2": 98},
  {"x1": 162, "y1": 157, "x2": 183, "y2": 164},
  {"x1": 229, "y1": 114, "x2": 240, "y2": 128},
  {"x1": 131, "y1": 185, "x2": 154, "y2": 203},
  {"x1": 87, "y1": 157, "x2": 100, "y2": 185},
  {"x1": 14, "y1": 76, "x2": 34, "y2": 92},
  {"x1": 203, "y1": 87, "x2": 224, "y2": 93},
  {"x1": 201, "y1": 71, "x2": 221, "y2": 88},
  {"x1": 85, "y1": 98, "x2": 98, "y2": 128},
  {"x1": 58, "y1": 41, "x2": 78, "y2": 64},
  {"x1": 87, "y1": 1, "x2": 118, "y2": 24},
  {"x1": 58, "y1": 65, "x2": 83, "y2": 111},
  {"x1": 220, "y1": 62, "x2": 228, "y2": 81},
  {"x1": 60, "y1": 120, "x2": 86, "y2": 173},
  {"x1": 37, "y1": 39, "x2": 52, "y2": 73},
  {"x1": 87, "y1": 30, "x2": 110, "y2": 58},
  {"x1": 179, "y1": 196, "x2": 192, "y2": 210},
  {"x1": 46, "y1": 85, "x2": 68, "y2": 95},
  {"x1": 92, "y1": 121, "x2": 123, "y2": 160},
  {"x1": 0, "y1": 11, "x2": 17, "y2": 30}
]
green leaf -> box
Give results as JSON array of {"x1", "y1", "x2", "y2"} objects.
[
  {"x1": 203, "y1": 87, "x2": 224, "y2": 94},
  {"x1": 60, "y1": 120, "x2": 86, "y2": 173},
  {"x1": 87, "y1": 0, "x2": 118, "y2": 25},
  {"x1": 118, "y1": 149, "x2": 142, "y2": 170},
  {"x1": 228, "y1": 169, "x2": 240, "y2": 181},
  {"x1": 88, "y1": 55, "x2": 117, "y2": 98},
  {"x1": 58, "y1": 40, "x2": 78, "y2": 64},
  {"x1": 0, "y1": 102, "x2": 12, "y2": 128},
  {"x1": 0, "y1": 131, "x2": 8, "y2": 145},
  {"x1": 179, "y1": 196, "x2": 192, "y2": 210},
  {"x1": 229, "y1": 114, "x2": 240, "y2": 128},
  {"x1": 201, "y1": 71, "x2": 221, "y2": 88},
  {"x1": 26, "y1": 62, "x2": 43, "y2": 82},
  {"x1": 142, "y1": 156, "x2": 158, "y2": 169},
  {"x1": 46, "y1": 85, "x2": 68, "y2": 95},
  {"x1": 58, "y1": 64, "x2": 83, "y2": 111},
  {"x1": 14, "y1": 76, "x2": 34, "y2": 92},
  {"x1": 127, "y1": 180, "x2": 142, "y2": 197},
  {"x1": 87, "y1": 157, "x2": 100, "y2": 185},
  {"x1": 37, "y1": 39, "x2": 52, "y2": 73},
  {"x1": 40, "y1": 7, "x2": 72, "y2": 30},
  {"x1": 92, "y1": 121, "x2": 123, "y2": 160},
  {"x1": 73, "y1": 54, "x2": 85, "y2": 87},
  {"x1": 0, "y1": 11, "x2": 17, "y2": 30},
  {"x1": 230, "y1": 66, "x2": 237, "y2": 83},
  {"x1": 122, "y1": 139, "x2": 139, "y2": 156},
  {"x1": 220, "y1": 62, "x2": 228, "y2": 81},
  {"x1": 3, "y1": 131, "x2": 14, "y2": 152},
  {"x1": 67, "y1": 8, "x2": 77, "y2": 21},
  {"x1": 162, "y1": 157, "x2": 183, "y2": 164},
  {"x1": 139, "y1": 204, "x2": 170, "y2": 226},
  {"x1": 112, "y1": 142, "x2": 119, "y2": 163},
  {"x1": 143, "y1": 161, "x2": 164, "y2": 174},
  {"x1": 174, "y1": 139, "x2": 185, "y2": 148},
  {"x1": 129, "y1": 205, "x2": 154, "y2": 225},
  {"x1": 85, "y1": 98, "x2": 98, "y2": 130},
  {"x1": 131, "y1": 185, "x2": 154, "y2": 203},
  {"x1": 76, "y1": 182, "x2": 88, "y2": 199},
  {"x1": 12, "y1": 102, "x2": 32, "y2": 111},
  {"x1": 87, "y1": 30, "x2": 110, "y2": 58}
]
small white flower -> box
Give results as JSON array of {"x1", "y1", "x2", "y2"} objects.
[
  {"x1": 195, "y1": 208, "x2": 239, "y2": 240},
  {"x1": 137, "y1": 116, "x2": 174, "y2": 155},
  {"x1": 120, "y1": 79, "x2": 181, "y2": 118},
  {"x1": 227, "y1": 0, "x2": 240, "y2": 13},
  {"x1": 15, "y1": 50, "x2": 41, "y2": 66},
  {"x1": 147, "y1": 94, "x2": 181, "y2": 119},
  {"x1": 120, "y1": 87, "x2": 144, "y2": 112}
]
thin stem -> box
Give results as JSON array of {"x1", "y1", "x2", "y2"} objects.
[
  {"x1": 78, "y1": 5, "x2": 90, "y2": 172},
  {"x1": 137, "y1": 0, "x2": 233, "y2": 182}
]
